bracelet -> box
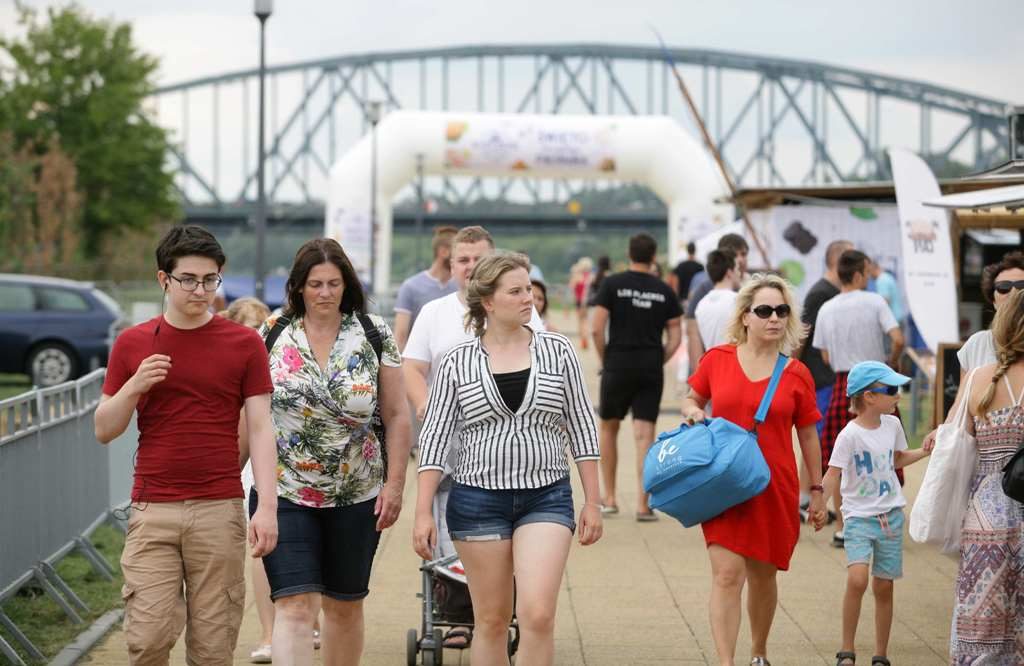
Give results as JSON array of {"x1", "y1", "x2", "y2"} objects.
[
  {"x1": 584, "y1": 502, "x2": 602, "y2": 509},
  {"x1": 809, "y1": 484, "x2": 824, "y2": 493}
]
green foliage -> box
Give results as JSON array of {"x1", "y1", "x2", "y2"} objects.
[{"x1": 0, "y1": 3, "x2": 178, "y2": 258}]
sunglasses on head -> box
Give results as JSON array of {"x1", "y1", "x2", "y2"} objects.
[
  {"x1": 994, "y1": 280, "x2": 1024, "y2": 295},
  {"x1": 749, "y1": 304, "x2": 791, "y2": 319},
  {"x1": 865, "y1": 385, "x2": 900, "y2": 396}
]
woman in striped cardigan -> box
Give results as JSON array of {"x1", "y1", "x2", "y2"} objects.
[{"x1": 413, "y1": 251, "x2": 603, "y2": 666}]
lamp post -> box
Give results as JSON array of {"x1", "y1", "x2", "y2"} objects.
[
  {"x1": 253, "y1": 0, "x2": 272, "y2": 302},
  {"x1": 366, "y1": 100, "x2": 383, "y2": 293}
]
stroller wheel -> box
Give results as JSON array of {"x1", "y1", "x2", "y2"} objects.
[
  {"x1": 432, "y1": 627, "x2": 445, "y2": 665},
  {"x1": 406, "y1": 628, "x2": 418, "y2": 666}
]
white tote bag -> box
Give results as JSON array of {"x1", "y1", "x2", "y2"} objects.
[{"x1": 909, "y1": 368, "x2": 978, "y2": 554}]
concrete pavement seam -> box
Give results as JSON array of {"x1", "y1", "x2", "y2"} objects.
[
  {"x1": 563, "y1": 564, "x2": 589, "y2": 666},
  {"x1": 637, "y1": 522, "x2": 710, "y2": 665}
]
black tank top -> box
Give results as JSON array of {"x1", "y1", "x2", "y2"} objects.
[{"x1": 493, "y1": 367, "x2": 531, "y2": 413}]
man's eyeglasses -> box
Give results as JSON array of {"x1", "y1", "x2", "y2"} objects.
[
  {"x1": 865, "y1": 385, "x2": 900, "y2": 396},
  {"x1": 994, "y1": 280, "x2": 1024, "y2": 295},
  {"x1": 749, "y1": 304, "x2": 791, "y2": 319},
  {"x1": 168, "y1": 274, "x2": 222, "y2": 292}
]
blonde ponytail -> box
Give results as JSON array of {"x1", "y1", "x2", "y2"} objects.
[{"x1": 978, "y1": 289, "x2": 1024, "y2": 418}]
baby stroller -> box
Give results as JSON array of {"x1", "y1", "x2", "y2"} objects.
[{"x1": 406, "y1": 479, "x2": 520, "y2": 665}]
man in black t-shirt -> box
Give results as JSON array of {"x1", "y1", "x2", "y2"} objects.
[
  {"x1": 669, "y1": 241, "x2": 703, "y2": 305},
  {"x1": 795, "y1": 239, "x2": 853, "y2": 431},
  {"x1": 793, "y1": 239, "x2": 851, "y2": 527},
  {"x1": 591, "y1": 233, "x2": 682, "y2": 520}
]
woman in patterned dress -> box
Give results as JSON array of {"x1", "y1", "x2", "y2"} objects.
[
  {"x1": 952, "y1": 287, "x2": 1024, "y2": 665},
  {"x1": 254, "y1": 238, "x2": 411, "y2": 666}
]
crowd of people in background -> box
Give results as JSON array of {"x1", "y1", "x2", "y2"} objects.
[{"x1": 99, "y1": 222, "x2": 1023, "y2": 666}]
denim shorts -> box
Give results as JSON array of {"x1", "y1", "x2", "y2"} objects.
[
  {"x1": 446, "y1": 477, "x2": 576, "y2": 541},
  {"x1": 843, "y1": 507, "x2": 904, "y2": 580},
  {"x1": 249, "y1": 488, "x2": 381, "y2": 601}
]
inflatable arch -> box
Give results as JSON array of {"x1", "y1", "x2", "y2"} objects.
[{"x1": 325, "y1": 110, "x2": 730, "y2": 291}]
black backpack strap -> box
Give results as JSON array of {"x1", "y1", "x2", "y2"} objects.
[
  {"x1": 356, "y1": 313, "x2": 383, "y2": 362},
  {"x1": 263, "y1": 314, "x2": 292, "y2": 354},
  {"x1": 356, "y1": 312, "x2": 388, "y2": 482}
]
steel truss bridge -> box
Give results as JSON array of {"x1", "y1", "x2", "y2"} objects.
[{"x1": 152, "y1": 43, "x2": 1010, "y2": 223}]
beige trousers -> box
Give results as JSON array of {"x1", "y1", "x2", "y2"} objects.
[{"x1": 120, "y1": 499, "x2": 247, "y2": 666}]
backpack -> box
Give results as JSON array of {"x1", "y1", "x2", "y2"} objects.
[{"x1": 264, "y1": 312, "x2": 389, "y2": 481}]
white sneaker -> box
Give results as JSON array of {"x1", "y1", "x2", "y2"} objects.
[{"x1": 250, "y1": 644, "x2": 272, "y2": 663}]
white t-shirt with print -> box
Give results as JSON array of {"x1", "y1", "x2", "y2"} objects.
[
  {"x1": 957, "y1": 329, "x2": 996, "y2": 372},
  {"x1": 695, "y1": 287, "x2": 737, "y2": 349},
  {"x1": 402, "y1": 291, "x2": 545, "y2": 386},
  {"x1": 828, "y1": 415, "x2": 908, "y2": 519},
  {"x1": 812, "y1": 290, "x2": 899, "y2": 372}
]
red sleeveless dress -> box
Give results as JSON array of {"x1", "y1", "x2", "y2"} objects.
[{"x1": 688, "y1": 345, "x2": 821, "y2": 570}]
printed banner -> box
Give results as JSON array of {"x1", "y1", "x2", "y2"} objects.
[
  {"x1": 746, "y1": 205, "x2": 903, "y2": 303},
  {"x1": 889, "y1": 148, "x2": 958, "y2": 353},
  {"x1": 327, "y1": 203, "x2": 372, "y2": 285},
  {"x1": 443, "y1": 118, "x2": 617, "y2": 174}
]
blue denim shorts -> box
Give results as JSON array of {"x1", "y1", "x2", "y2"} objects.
[
  {"x1": 249, "y1": 488, "x2": 381, "y2": 601},
  {"x1": 446, "y1": 477, "x2": 576, "y2": 541},
  {"x1": 843, "y1": 507, "x2": 904, "y2": 580}
]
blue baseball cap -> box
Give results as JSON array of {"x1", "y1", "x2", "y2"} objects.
[{"x1": 846, "y1": 361, "x2": 911, "y2": 397}]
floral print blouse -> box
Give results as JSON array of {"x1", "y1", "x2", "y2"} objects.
[{"x1": 261, "y1": 312, "x2": 401, "y2": 508}]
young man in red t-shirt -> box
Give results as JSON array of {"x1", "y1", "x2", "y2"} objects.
[{"x1": 94, "y1": 226, "x2": 278, "y2": 665}]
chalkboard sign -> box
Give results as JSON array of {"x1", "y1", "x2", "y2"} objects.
[{"x1": 934, "y1": 342, "x2": 964, "y2": 426}]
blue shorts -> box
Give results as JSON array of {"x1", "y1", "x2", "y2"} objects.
[
  {"x1": 249, "y1": 489, "x2": 381, "y2": 601},
  {"x1": 446, "y1": 477, "x2": 576, "y2": 541},
  {"x1": 815, "y1": 385, "x2": 833, "y2": 437},
  {"x1": 843, "y1": 507, "x2": 904, "y2": 580}
]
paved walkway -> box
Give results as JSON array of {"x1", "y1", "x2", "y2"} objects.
[{"x1": 85, "y1": 311, "x2": 957, "y2": 664}]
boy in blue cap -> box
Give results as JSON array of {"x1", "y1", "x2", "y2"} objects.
[{"x1": 821, "y1": 361, "x2": 930, "y2": 666}]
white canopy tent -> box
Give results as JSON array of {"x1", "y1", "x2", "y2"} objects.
[{"x1": 325, "y1": 110, "x2": 731, "y2": 291}]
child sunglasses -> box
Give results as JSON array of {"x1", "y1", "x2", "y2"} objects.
[
  {"x1": 865, "y1": 385, "x2": 900, "y2": 396},
  {"x1": 994, "y1": 280, "x2": 1024, "y2": 295},
  {"x1": 748, "y1": 304, "x2": 791, "y2": 319}
]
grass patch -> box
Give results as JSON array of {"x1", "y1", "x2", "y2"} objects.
[
  {"x1": 0, "y1": 524, "x2": 124, "y2": 664},
  {"x1": 0, "y1": 374, "x2": 31, "y2": 402}
]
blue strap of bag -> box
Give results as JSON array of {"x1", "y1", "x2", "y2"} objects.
[{"x1": 751, "y1": 354, "x2": 788, "y2": 432}]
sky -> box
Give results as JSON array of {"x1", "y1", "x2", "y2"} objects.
[
  {"x1": 2, "y1": 0, "x2": 1022, "y2": 204},
  {"x1": 5, "y1": 0, "x2": 1020, "y2": 102}
]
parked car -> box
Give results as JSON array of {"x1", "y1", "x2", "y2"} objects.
[{"x1": 0, "y1": 274, "x2": 125, "y2": 387}]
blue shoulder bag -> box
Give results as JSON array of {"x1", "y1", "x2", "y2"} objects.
[{"x1": 642, "y1": 353, "x2": 787, "y2": 527}]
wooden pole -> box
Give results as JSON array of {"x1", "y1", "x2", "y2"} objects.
[{"x1": 655, "y1": 35, "x2": 770, "y2": 266}]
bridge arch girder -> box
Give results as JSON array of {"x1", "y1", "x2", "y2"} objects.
[{"x1": 150, "y1": 43, "x2": 1009, "y2": 216}]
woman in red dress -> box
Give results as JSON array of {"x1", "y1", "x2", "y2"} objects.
[{"x1": 681, "y1": 273, "x2": 828, "y2": 666}]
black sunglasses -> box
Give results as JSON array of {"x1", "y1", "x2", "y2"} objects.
[
  {"x1": 865, "y1": 385, "x2": 900, "y2": 396},
  {"x1": 749, "y1": 304, "x2": 791, "y2": 319},
  {"x1": 994, "y1": 280, "x2": 1024, "y2": 295}
]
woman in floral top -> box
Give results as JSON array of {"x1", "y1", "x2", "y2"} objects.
[{"x1": 252, "y1": 238, "x2": 410, "y2": 665}]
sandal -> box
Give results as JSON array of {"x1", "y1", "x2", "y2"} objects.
[
  {"x1": 443, "y1": 628, "x2": 472, "y2": 649},
  {"x1": 635, "y1": 511, "x2": 659, "y2": 522},
  {"x1": 871, "y1": 657, "x2": 890, "y2": 666},
  {"x1": 750, "y1": 658, "x2": 771, "y2": 666},
  {"x1": 836, "y1": 651, "x2": 856, "y2": 666},
  {"x1": 600, "y1": 504, "x2": 619, "y2": 515},
  {"x1": 250, "y1": 644, "x2": 272, "y2": 663}
]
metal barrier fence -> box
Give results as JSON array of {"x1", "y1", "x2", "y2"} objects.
[{"x1": 0, "y1": 370, "x2": 136, "y2": 665}]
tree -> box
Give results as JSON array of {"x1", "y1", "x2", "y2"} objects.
[
  {"x1": 0, "y1": 132, "x2": 82, "y2": 273},
  {"x1": 0, "y1": 3, "x2": 178, "y2": 258}
]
